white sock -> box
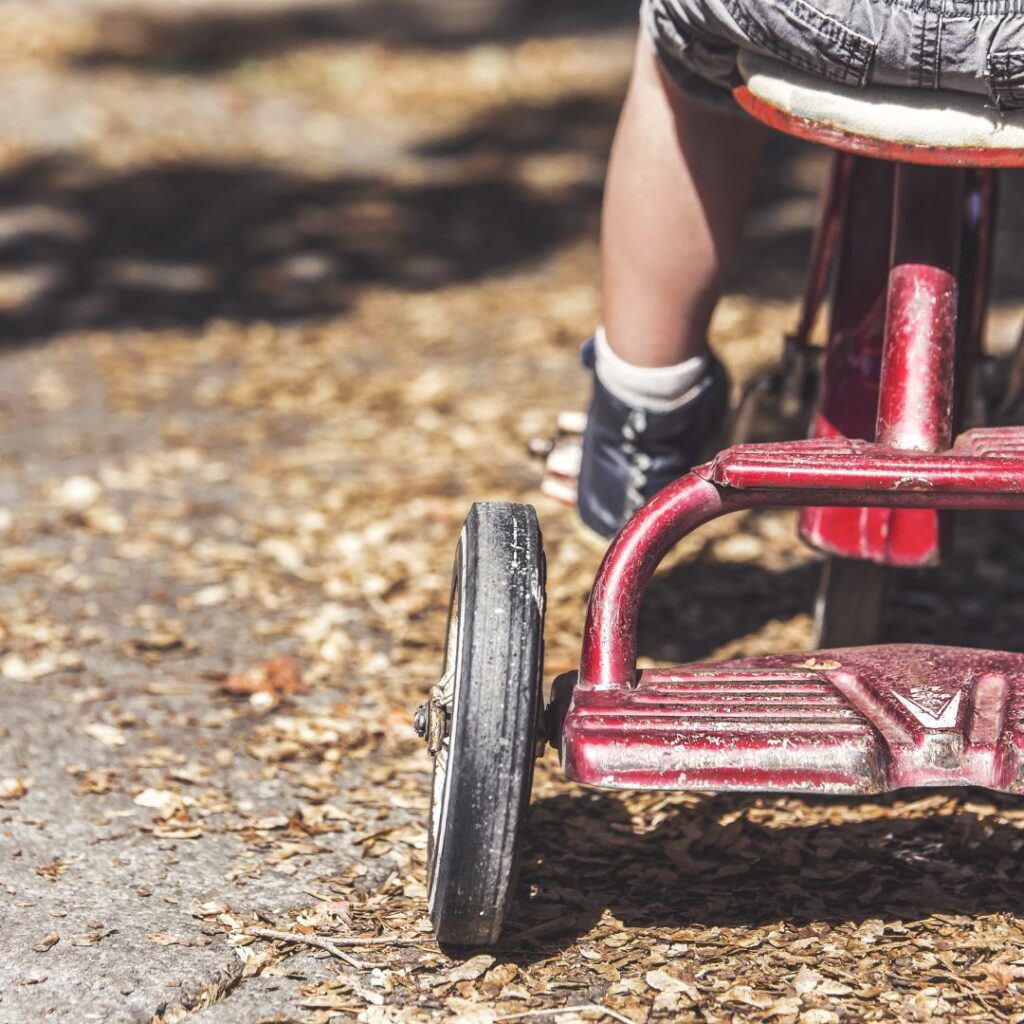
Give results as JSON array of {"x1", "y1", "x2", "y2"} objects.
[{"x1": 594, "y1": 327, "x2": 711, "y2": 413}]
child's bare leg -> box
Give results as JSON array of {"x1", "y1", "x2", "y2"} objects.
[
  {"x1": 601, "y1": 36, "x2": 766, "y2": 369},
  {"x1": 576, "y1": 37, "x2": 766, "y2": 538}
]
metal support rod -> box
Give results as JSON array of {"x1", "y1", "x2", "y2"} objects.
[
  {"x1": 793, "y1": 151, "x2": 854, "y2": 346},
  {"x1": 875, "y1": 165, "x2": 966, "y2": 452}
]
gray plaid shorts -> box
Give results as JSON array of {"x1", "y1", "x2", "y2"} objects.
[{"x1": 642, "y1": 0, "x2": 1024, "y2": 111}]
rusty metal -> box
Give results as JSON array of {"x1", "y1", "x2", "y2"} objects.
[{"x1": 416, "y1": 675, "x2": 452, "y2": 755}]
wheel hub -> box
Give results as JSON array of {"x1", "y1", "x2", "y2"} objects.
[{"x1": 414, "y1": 669, "x2": 454, "y2": 755}]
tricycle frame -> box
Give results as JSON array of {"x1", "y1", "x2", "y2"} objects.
[{"x1": 558, "y1": 146, "x2": 1024, "y2": 795}]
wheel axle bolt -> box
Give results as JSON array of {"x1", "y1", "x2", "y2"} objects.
[{"x1": 413, "y1": 704, "x2": 429, "y2": 739}]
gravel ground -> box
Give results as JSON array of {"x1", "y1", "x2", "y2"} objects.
[{"x1": 4, "y1": 2, "x2": 1024, "y2": 1022}]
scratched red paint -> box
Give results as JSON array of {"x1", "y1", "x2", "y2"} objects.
[{"x1": 560, "y1": 646, "x2": 1024, "y2": 792}]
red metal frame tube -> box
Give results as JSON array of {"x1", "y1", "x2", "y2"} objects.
[
  {"x1": 797, "y1": 157, "x2": 927, "y2": 566},
  {"x1": 579, "y1": 462, "x2": 1024, "y2": 690},
  {"x1": 578, "y1": 475, "x2": 733, "y2": 690},
  {"x1": 813, "y1": 157, "x2": 893, "y2": 443},
  {"x1": 954, "y1": 170, "x2": 996, "y2": 424},
  {"x1": 793, "y1": 151, "x2": 853, "y2": 346},
  {"x1": 875, "y1": 165, "x2": 965, "y2": 452}
]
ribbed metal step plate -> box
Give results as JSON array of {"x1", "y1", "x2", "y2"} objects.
[{"x1": 560, "y1": 645, "x2": 1024, "y2": 794}]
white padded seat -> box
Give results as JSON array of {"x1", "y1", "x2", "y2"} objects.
[{"x1": 738, "y1": 51, "x2": 1024, "y2": 155}]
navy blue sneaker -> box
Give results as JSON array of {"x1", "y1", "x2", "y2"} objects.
[{"x1": 576, "y1": 342, "x2": 729, "y2": 539}]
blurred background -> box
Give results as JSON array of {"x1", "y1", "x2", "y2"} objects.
[
  {"x1": 4, "y1": 3, "x2": 1024, "y2": 1022},
  {"x1": 0, "y1": 0, "x2": 838, "y2": 346}
]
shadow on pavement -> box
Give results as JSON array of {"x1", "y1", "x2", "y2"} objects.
[
  {"x1": 72, "y1": 0, "x2": 636, "y2": 73},
  {"x1": 0, "y1": 103, "x2": 839, "y2": 347},
  {"x1": 497, "y1": 788, "x2": 1024, "y2": 957},
  {"x1": 0, "y1": 153, "x2": 598, "y2": 347}
]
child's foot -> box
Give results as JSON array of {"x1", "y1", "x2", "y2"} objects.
[{"x1": 576, "y1": 346, "x2": 728, "y2": 539}]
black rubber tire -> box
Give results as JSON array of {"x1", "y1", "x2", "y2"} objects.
[
  {"x1": 427, "y1": 502, "x2": 545, "y2": 946},
  {"x1": 813, "y1": 556, "x2": 891, "y2": 648}
]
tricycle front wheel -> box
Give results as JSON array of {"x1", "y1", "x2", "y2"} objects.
[{"x1": 422, "y1": 502, "x2": 545, "y2": 946}]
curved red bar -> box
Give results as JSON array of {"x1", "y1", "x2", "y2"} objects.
[
  {"x1": 578, "y1": 474, "x2": 737, "y2": 690},
  {"x1": 578, "y1": 432, "x2": 1024, "y2": 690}
]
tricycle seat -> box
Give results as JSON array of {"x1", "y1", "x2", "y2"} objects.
[{"x1": 735, "y1": 52, "x2": 1024, "y2": 168}]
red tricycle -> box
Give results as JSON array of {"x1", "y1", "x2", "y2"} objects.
[{"x1": 415, "y1": 52, "x2": 1024, "y2": 945}]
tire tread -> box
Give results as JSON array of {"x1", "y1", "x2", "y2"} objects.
[{"x1": 429, "y1": 502, "x2": 544, "y2": 945}]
